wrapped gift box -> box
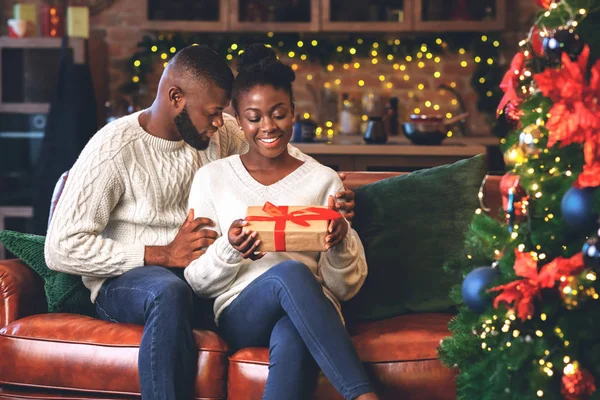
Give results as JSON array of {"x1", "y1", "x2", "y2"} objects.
[
  {"x1": 67, "y1": 6, "x2": 89, "y2": 38},
  {"x1": 246, "y1": 202, "x2": 342, "y2": 252}
]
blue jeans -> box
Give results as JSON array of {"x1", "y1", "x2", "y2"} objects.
[
  {"x1": 219, "y1": 260, "x2": 374, "y2": 400},
  {"x1": 95, "y1": 266, "x2": 215, "y2": 400}
]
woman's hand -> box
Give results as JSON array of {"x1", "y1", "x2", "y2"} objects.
[
  {"x1": 326, "y1": 195, "x2": 349, "y2": 249},
  {"x1": 336, "y1": 173, "x2": 356, "y2": 222},
  {"x1": 228, "y1": 219, "x2": 266, "y2": 260}
]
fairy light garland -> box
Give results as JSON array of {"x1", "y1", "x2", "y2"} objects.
[{"x1": 123, "y1": 32, "x2": 503, "y2": 118}]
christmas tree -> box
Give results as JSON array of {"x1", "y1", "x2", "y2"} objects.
[{"x1": 439, "y1": 1, "x2": 600, "y2": 399}]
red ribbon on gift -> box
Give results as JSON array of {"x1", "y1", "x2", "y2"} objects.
[{"x1": 245, "y1": 202, "x2": 343, "y2": 251}]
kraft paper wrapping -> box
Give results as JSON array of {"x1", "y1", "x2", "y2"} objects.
[{"x1": 245, "y1": 204, "x2": 340, "y2": 252}]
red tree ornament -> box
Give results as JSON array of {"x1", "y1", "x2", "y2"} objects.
[
  {"x1": 561, "y1": 365, "x2": 597, "y2": 400},
  {"x1": 535, "y1": 0, "x2": 554, "y2": 9}
]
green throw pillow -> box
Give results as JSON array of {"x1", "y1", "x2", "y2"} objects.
[
  {"x1": 0, "y1": 230, "x2": 96, "y2": 317},
  {"x1": 344, "y1": 154, "x2": 486, "y2": 321}
]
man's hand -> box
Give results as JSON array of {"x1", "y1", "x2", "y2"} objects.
[
  {"x1": 228, "y1": 219, "x2": 265, "y2": 260},
  {"x1": 326, "y1": 195, "x2": 349, "y2": 249},
  {"x1": 145, "y1": 209, "x2": 217, "y2": 268},
  {"x1": 336, "y1": 173, "x2": 356, "y2": 222}
]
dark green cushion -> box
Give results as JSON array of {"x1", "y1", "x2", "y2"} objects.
[
  {"x1": 345, "y1": 154, "x2": 486, "y2": 321},
  {"x1": 0, "y1": 230, "x2": 96, "y2": 317}
]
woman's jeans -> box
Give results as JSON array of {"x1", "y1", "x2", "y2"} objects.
[
  {"x1": 219, "y1": 260, "x2": 374, "y2": 400},
  {"x1": 95, "y1": 266, "x2": 215, "y2": 400}
]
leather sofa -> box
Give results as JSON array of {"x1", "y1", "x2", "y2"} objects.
[{"x1": 0, "y1": 171, "x2": 502, "y2": 400}]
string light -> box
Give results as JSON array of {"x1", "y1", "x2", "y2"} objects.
[{"x1": 130, "y1": 34, "x2": 502, "y2": 126}]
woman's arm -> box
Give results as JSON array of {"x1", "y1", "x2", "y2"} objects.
[
  {"x1": 317, "y1": 181, "x2": 368, "y2": 302},
  {"x1": 183, "y1": 169, "x2": 244, "y2": 298},
  {"x1": 319, "y1": 224, "x2": 368, "y2": 302}
]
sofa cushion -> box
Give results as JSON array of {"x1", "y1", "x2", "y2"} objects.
[
  {"x1": 0, "y1": 314, "x2": 229, "y2": 399},
  {"x1": 0, "y1": 230, "x2": 95, "y2": 316},
  {"x1": 345, "y1": 155, "x2": 486, "y2": 321},
  {"x1": 227, "y1": 313, "x2": 456, "y2": 400}
]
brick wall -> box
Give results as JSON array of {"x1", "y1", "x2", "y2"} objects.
[{"x1": 3, "y1": 0, "x2": 541, "y2": 134}]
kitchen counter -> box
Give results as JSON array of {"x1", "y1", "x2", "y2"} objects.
[{"x1": 293, "y1": 134, "x2": 493, "y2": 171}]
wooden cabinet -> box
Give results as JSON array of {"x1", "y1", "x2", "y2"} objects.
[
  {"x1": 413, "y1": 0, "x2": 506, "y2": 32},
  {"x1": 231, "y1": 0, "x2": 319, "y2": 32},
  {"x1": 143, "y1": 0, "x2": 229, "y2": 31},
  {"x1": 321, "y1": 0, "x2": 413, "y2": 32},
  {"x1": 143, "y1": 0, "x2": 506, "y2": 32}
]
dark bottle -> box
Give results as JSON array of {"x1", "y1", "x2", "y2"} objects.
[
  {"x1": 363, "y1": 116, "x2": 387, "y2": 144},
  {"x1": 383, "y1": 96, "x2": 399, "y2": 136}
]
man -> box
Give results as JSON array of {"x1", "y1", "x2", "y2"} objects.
[{"x1": 45, "y1": 45, "x2": 355, "y2": 400}]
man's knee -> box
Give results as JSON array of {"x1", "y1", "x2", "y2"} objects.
[{"x1": 146, "y1": 271, "x2": 194, "y2": 313}]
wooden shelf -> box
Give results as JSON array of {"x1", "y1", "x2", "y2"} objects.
[
  {"x1": 0, "y1": 37, "x2": 85, "y2": 63},
  {"x1": 0, "y1": 37, "x2": 87, "y2": 115},
  {"x1": 0, "y1": 36, "x2": 108, "y2": 126},
  {"x1": 0, "y1": 103, "x2": 50, "y2": 114}
]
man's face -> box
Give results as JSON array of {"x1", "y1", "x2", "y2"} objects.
[{"x1": 174, "y1": 84, "x2": 230, "y2": 150}]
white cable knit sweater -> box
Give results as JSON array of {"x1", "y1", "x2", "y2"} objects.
[
  {"x1": 44, "y1": 110, "x2": 309, "y2": 302},
  {"x1": 184, "y1": 155, "x2": 368, "y2": 323}
]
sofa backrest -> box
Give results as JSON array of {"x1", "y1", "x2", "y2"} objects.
[
  {"x1": 48, "y1": 171, "x2": 502, "y2": 225},
  {"x1": 341, "y1": 171, "x2": 502, "y2": 219}
]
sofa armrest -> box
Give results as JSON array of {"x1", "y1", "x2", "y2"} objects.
[{"x1": 0, "y1": 259, "x2": 47, "y2": 328}]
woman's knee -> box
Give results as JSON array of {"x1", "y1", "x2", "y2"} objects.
[
  {"x1": 270, "y1": 317, "x2": 311, "y2": 363},
  {"x1": 271, "y1": 260, "x2": 316, "y2": 285}
]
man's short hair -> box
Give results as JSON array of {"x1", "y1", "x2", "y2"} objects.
[{"x1": 169, "y1": 45, "x2": 234, "y2": 97}]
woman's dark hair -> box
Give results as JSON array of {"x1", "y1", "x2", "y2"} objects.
[{"x1": 231, "y1": 43, "x2": 296, "y2": 113}]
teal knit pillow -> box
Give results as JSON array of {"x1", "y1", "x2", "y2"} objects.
[
  {"x1": 0, "y1": 230, "x2": 96, "y2": 317},
  {"x1": 344, "y1": 155, "x2": 486, "y2": 321}
]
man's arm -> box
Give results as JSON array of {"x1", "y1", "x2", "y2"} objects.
[
  {"x1": 288, "y1": 145, "x2": 356, "y2": 220},
  {"x1": 145, "y1": 209, "x2": 217, "y2": 268},
  {"x1": 45, "y1": 154, "x2": 145, "y2": 277}
]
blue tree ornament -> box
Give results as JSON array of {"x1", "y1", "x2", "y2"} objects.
[
  {"x1": 561, "y1": 187, "x2": 597, "y2": 231},
  {"x1": 461, "y1": 266, "x2": 500, "y2": 313}
]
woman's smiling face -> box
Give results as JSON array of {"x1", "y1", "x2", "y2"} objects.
[{"x1": 236, "y1": 85, "x2": 295, "y2": 160}]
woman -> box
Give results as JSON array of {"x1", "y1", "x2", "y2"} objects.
[{"x1": 184, "y1": 44, "x2": 379, "y2": 400}]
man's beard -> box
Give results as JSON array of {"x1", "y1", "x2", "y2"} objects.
[{"x1": 174, "y1": 105, "x2": 211, "y2": 150}]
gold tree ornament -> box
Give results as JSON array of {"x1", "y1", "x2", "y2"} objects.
[
  {"x1": 559, "y1": 276, "x2": 582, "y2": 310},
  {"x1": 504, "y1": 144, "x2": 527, "y2": 167}
]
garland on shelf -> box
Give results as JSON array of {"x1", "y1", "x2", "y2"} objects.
[{"x1": 122, "y1": 32, "x2": 504, "y2": 117}]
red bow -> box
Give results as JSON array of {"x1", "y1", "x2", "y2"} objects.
[
  {"x1": 497, "y1": 52, "x2": 526, "y2": 117},
  {"x1": 489, "y1": 250, "x2": 585, "y2": 320},
  {"x1": 246, "y1": 202, "x2": 342, "y2": 251}
]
